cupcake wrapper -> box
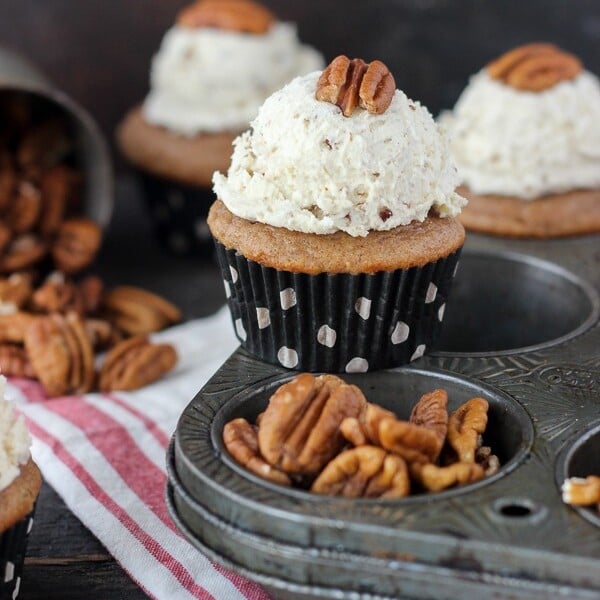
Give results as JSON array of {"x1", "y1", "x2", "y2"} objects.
[
  {"x1": 139, "y1": 172, "x2": 215, "y2": 257},
  {"x1": 0, "y1": 509, "x2": 36, "y2": 600},
  {"x1": 214, "y1": 240, "x2": 462, "y2": 372}
]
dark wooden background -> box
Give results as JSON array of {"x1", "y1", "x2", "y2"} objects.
[{"x1": 1, "y1": 0, "x2": 599, "y2": 155}]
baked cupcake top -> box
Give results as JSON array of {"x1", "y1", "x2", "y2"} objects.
[
  {"x1": 0, "y1": 376, "x2": 31, "y2": 492},
  {"x1": 143, "y1": 0, "x2": 324, "y2": 136},
  {"x1": 213, "y1": 55, "x2": 465, "y2": 237},
  {"x1": 441, "y1": 43, "x2": 600, "y2": 199}
]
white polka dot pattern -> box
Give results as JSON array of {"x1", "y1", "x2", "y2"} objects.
[
  {"x1": 345, "y1": 357, "x2": 369, "y2": 373},
  {"x1": 438, "y1": 303, "x2": 446, "y2": 321},
  {"x1": 391, "y1": 321, "x2": 410, "y2": 344},
  {"x1": 354, "y1": 297, "x2": 372, "y2": 320},
  {"x1": 12, "y1": 576, "x2": 20, "y2": 599},
  {"x1": 256, "y1": 307, "x2": 271, "y2": 329},
  {"x1": 235, "y1": 318, "x2": 247, "y2": 341},
  {"x1": 4, "y1": 561, "x2": 14, "y2": 583},
  {"x1": 279, "y1": 288, "x2": 297, "y2": 310},
  {"x1": 317, "y1": 325, "x2": 337, "y2": 347},
  {"x1": 278, "y1": 346, "x2": 299, "y2": 368},
  {"x1": 223, "y1": 280, "x2": 231, "y2": 299},
  {"x1": 410, "y1": 344, "x2": 426, "y2": 362},
  {"x1": 229, "y1": 266, "x2": 239, "y2": 283},
  {"x1": 425, "y1": 282, "x2": 438, "y2": 304}
]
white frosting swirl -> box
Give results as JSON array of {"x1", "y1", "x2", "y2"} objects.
[
  {"x1": 213, "y1": 71, "x2": 465, "y2": 237},
  {"x1": 143, "y1": 23, "x2": 324, "y2": 135},
  {"x1": 441, "y1": 70, "x2": 600, "y2": 199},
  {"x1": 0, "y1": 376, "x2": 31, "y2": 492}
]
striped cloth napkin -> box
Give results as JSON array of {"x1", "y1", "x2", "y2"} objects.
[{"x1": 6, "y1": 307, "x2": 272, "y2": 600}]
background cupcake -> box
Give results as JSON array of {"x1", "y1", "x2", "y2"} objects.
[
  {"x1": 0, "y1": 375, "x2": 41, "y2": 600},
  {"x1": 116, "y1": 0, "x2": 323, "y2": 255},
  {"x1": 441, "y1": 43, "x2": 600, "y2": 238},
  {"x1": 209, "y1": 56, "x2": 466, "y2": 373}
]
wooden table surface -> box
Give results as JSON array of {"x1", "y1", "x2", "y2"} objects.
[{"x1": 20, "y1": 176, "x2": 226, "y2": 600}]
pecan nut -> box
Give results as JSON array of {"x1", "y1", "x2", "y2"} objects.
[
  {"x1": 0, "y1": 158, "x2": 16, "y2": 212},
  {"x1": 0, "y1": 311, "x2": 36, "y2": 343},
  {"x1": 447, "y1": 397, "x2": 489, "y2": 463},
  {"x1": 0, "y1": 344, "x2": 36, "y2": 378},
  {"x1": 84, "y1": 318, "x2": 123, "y2": 351},
  {"x1": 38, "y1": 166, "x2": 74, "y2": 237},
  {"x1": 410, "y1": 461, "x2": 485, "y2": 493},
  {"x1": 487, "y1": 43, "x2": 582, "y2": 92},
  {"x1": 0, "y1": 273, "x2": 33, "y2": 310},
  {"x1": 51, "y1": 218, "x2": 102, "y2": 274},
  {"x1": 562, "y1": 476, "x2": 600, "y2": 506},
  {"x1": 5, "y1": 181, "x2": 42, "y2": 234},
  {"x1": 0, "y1": 234, "x2": 47, "y2": 273},
  {"x1": 311, "y1": 445, "x2": 410, "y2": 499},
  {"x1": 177, "y1": 0, "x2": 274, "y2": 34},
  {"x1": 98, "y1": 335, "x2": 177, "y2": 392},
  {"x1": 30, "y1": 272, "x2": 84, "y2": 315},
  {"x1": 316, "y1": 55, "x2": 395, "y2": 117},
  {"x1": 258, "y1": 373, "x2": 366, "y2": 476},
  {"x1": 24, "y1": 312, "x2": 95, "y2": 396},
  {"x1": 223, "y1": 418, "x2": 291, "y2": 486},
  {"x1": 409, "y1": 389, "x2": 448, "y2": 460},
  {"x1": 475, "y1": 445, "x2": 500, "y2": 476},
  {"x1": 103, "y1": 286, "x2": 181, "y2": 335}
]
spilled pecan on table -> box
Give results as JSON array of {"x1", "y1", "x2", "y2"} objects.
[
  {"x1": 487, "y1": 43, "x2": 582, "y2": 92},
  {"x1": 223, "y1": 374, "x2": 500, "y2": 498},
  {"x1": 98, "y1": 335, "x2": 177, "y2": 392},
  {"x1": 316, "y1": 55, "x2": 395, "y2": 117}
]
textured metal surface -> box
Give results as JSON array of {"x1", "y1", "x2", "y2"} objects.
[
  {"x1": 0, "y1": 46, "x2": 113, "y2": 228},
  {"x1": 169, "y1": 231, "x2": 600, "y2": 598}
]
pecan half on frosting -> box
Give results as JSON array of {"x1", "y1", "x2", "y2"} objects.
[
  {"x1": 177, "y1": 0, "x2": 274, "y2": 34},
  {"x1": 316, "y1": 55, "x2": 396, "y2": 117},
  {"x1": 487, "y1": 43, "x2": 582, "y2": 92}
]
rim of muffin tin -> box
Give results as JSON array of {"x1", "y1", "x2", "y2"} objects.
[
  {"x1": 166, "y1": 452, "x2": 600, "y2": 600},
  {"x1": 173, "y1": 365, "x2": 535, "y2": 525},
  {"x1": 555, "y1": 422, "x2": 600, "y2": 529},
  {"x1": 431, "y1": 248, "x2": 600, "y2": 358}
]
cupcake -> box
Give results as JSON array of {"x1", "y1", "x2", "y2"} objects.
[
  {"x1": 117, "y1": 0, "x2": 323, "y2": 255},
  {"x1": 441, "y1": 43, "x2": 600, "y2": 238},
  {"x1": 0, "y1": 375, "x2": 41, "y2": 600},
  {"x1": 209, "y1": 55, "x2": 466, "y2": 373}
]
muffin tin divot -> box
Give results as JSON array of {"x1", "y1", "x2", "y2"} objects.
[
  {"x1": 433, "y1": 249, "x2": 600, "y2": 355},
  {"x1": 556, "y1": 422, "x2": 600, "y2": 529}
]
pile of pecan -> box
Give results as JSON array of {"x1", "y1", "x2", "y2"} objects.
[
  {"x1": 0, "y1": 102, "x2": 102, "y2": 275},
  {"x1": 223, "y1": 373, "x2": 500, "y2": 498},
  {"x1": 0, "y1": 272, "x2": 180, "y2": 396},
  {"x1": 562, "y1": 475, "x2": 600, "y2": 512}
]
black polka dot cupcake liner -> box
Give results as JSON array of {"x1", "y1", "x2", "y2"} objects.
[
  {"x1": 139, "y1": 172, "x2": 215, "y2": 257},
  {"x1": 0, "y1": 509, "x2": 36, "y2": 600},
  {"x1": 214, "y1": 241, "x2": 462, "y2": 373}
]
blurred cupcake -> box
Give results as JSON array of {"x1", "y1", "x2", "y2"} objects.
[
  {"x1": 441, "y1": 43, "x2": 600, "y2": 237},
  {"x1": 116, "y1": 0, "x2": 323, "y2": 255},
  {"x1": 209, "y1": 56, "x2": 466, "y2": 373},
  {"x1": 0, "y1": 375, "x2": 41, "y2": 599}
]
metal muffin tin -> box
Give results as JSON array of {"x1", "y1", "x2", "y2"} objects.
[{"x1": 168, "y1": 232, "x2": 600, "y2": 599}]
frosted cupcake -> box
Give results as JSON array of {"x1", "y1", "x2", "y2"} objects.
[
  {"x1": 441, "y1": 43, "x2": 600, "y2": 237},
  {"x1": 0, "y1": 376, "x2": 41, "y2": 599},
  {"x1": 209, "y1": 56, "x2": 466, "y2": 372},
  {"x1": 117, "y1": 0, "x2": 323, "y2": 254}
]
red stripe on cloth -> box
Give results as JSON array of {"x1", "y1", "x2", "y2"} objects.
[
  {"x1": 24, "y1": 417, "x2": 218, "y2": 600},
  {"x1": 9, "y1": 377, "x2": 48, "y2": 403},
  {"x1": 103, "y1": 393, "x2": 171, "y2": 448},
  {"x1": 45, "y1": 397, "x2": 270, "y2": 600}
]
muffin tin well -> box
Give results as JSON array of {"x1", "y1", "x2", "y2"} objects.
[{"x1": 167, "y1": 231, "x2": 600, "y2": 599}]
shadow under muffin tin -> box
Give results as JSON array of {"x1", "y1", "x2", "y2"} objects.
[{"x1": 167, "y1": 231, "x2": 600, "y2": 599}]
